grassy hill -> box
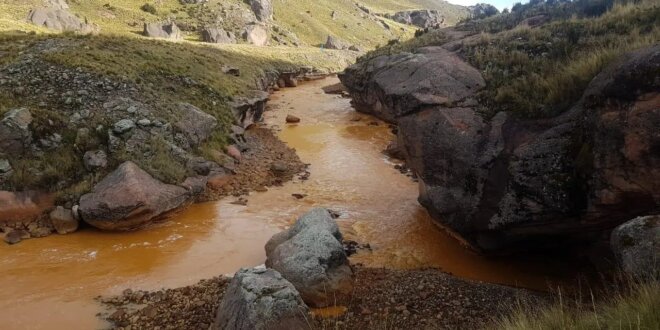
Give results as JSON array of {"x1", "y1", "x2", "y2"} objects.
[{"x1": 0, "y1": 0, "x2": 469, "y2": 48}]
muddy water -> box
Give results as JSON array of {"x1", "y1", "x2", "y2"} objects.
[{"x1": 0, "y1": 77, "x2": 583, "y2": 329}]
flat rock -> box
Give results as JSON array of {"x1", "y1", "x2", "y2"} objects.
[{"x1": 79, "y1": 161, "x2": 189, "y2": 231}]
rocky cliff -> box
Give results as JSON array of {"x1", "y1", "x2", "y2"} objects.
[{"x1": 341, "y1": 16, "x2": 660, "y2": 251}]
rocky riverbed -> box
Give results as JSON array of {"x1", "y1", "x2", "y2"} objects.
[{"x1": 100, "y1": 266, "x2": 545, "y2": 330}]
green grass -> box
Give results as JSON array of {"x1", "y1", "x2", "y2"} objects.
[{"x1": 493, "y1": 279, "x2": 660, "y2": 330}]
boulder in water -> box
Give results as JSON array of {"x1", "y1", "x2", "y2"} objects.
[
  {"x1": 79, "y1": 161, "x2": 189, "y2": 231},
  {"x1": 265, "y1": 208, "x2": 354, "y2": 307}
]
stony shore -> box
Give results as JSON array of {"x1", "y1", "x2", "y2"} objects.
[{"x1": 100, "y1": 266, "x2": 545, "y2": 329}]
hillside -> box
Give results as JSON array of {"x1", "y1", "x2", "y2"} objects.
[
  {"x1": 0, "y1": 0, "x2": 474, "y2": 196},
  {"x1": 0, "y1": 0, "x2": 471, "y2": 48}
]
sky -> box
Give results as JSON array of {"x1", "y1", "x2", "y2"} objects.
[{"x1": 447, "y1": 0, "x2": 525, "y2": 10}]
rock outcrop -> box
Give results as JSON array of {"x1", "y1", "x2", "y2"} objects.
[
  {"x1": 0, "y1": 108, "x2": 32, "y2": 156},
  {"x1": 211, "y1": 268, "x2": 309, "y2": 330},
  {"x1": 341, "y1": 43, "x2": 660, "y2": 252},
  {"x1": 201, "y1": 27, "x2": 236, "y2": 44},
  {"x1": 468, "y1": 4, "x2": 499, "y2": 19},
  {"x1": 249, "y1": 0, "x2": 273, "y2": 22},
  {"x1": 230, "y1": 90, "x2": 269, "y2": 128},
  {"x1": 340, "y1": 47, "x2": 485, "y2": 123},
  {"x1": 79, "y1": 161, "x2": 189, "y2": 231},
  {"x1": 27, "y1": 7, "x2": 98, "y2": 33},
  {"x1": 143, "y1": 22, "x2": 181, "y2": 39},
  {"x1": 386, "y1": 10, "x2": 445, "y2": 29},
  {"x1": 173, "y1": 103, "x2": 218, "y2": 147},
  {"x1": 265, "y1": 208, "x2": 354, "y2": 307},
  {"x1": 611, "y1": 215, "x2": 659, "y2": 278},
  {"x1": 324, "y1": 35, "x2": 349, "y2": 50},
  {"x1": 242, "y1": 24, "x2": 268, "y2": 46}
]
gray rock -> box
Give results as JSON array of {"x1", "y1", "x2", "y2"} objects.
[
  {"x1": 180, "y1": 176, "x2": 207, "y2": 196},
  {"x1": 386, "y1": 10, "x2": 445, "y2": 29},
  {"x1": 270, "y1": 161, "x2": 289, "y2": 176},
  {"x1": 49, "y1": 206, "x2": 79, "y2": 234},
  {"x1": 230, "y1": 90, "x2": 269, "y2": 128},
  {"x1": 113, "y1": 119, "x2": 135, "y2": 134},
  {"x1": 265, "y1": 208, "x2": 354, "y2": 307},
  {"x1": 0, "y1": 159, "x2": 12, "y2": 175},
  {"x1": 0, "y1": 108, "x2": 33, "y2": 156},
  {"x1": 27, "y1": 7, "x2": 98, "y2": 33},
  {"x1": 468, "y1": 3, "x2": 499, "y2": 19},
  {"x1": 324, "y1": 35, "x2": 348, "y2": 50},
  {"x1": 611, "y1": 216, "x2": 659, "y2": 278},
  {"x1": 340, "y1": 47, "x2": 485, "y2": 123},
  {"x1": 201, "y1": 27, "x2": 236, "y2": 44},
  {"x1": 83, "y1": 150, "x2": 108, "y2": 171},
  {"x1": 173, "y1": 103, "x2": 217, "y2": 147},
  {"x1": 249, "y1": 0, "x2": 273, "y2": 21},
  {"x1": 137, "y1": 119, "x2": 151, "y2": 127},
  {"x1": 79, "y1": 161, "x2": 189, "y2": 231},
  {"x1": 242, "y1": 24, "x2": 268, "y2": 46},
  {"x1": 211, "y1": 268, "x2": 309, "y2": 330},
  {"x1": 143, "y1": 22, "x2": 181, "y2": 39},
  {"x1": 3, "y1": 229, "x2": 28, "y2": 245}
]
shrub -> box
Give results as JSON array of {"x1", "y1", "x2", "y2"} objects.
[{"x1": 140, "y1": 3, "x2": 157, "y2": 15}]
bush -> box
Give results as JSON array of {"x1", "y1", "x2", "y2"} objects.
[{"x1": 140, "y1": 3, "x2": 157, "y2": 15}]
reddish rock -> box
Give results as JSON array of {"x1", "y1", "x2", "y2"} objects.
[
  {"x1": 0, "y1": 191, "x2": 53, "y2": 228},
  {"x1": 79, "y1": 162, "x2": 189, "y2": 231},
  {"x1": 207, "y1": 174, "x2": 232, "y2": 190},
  {"x1": 285, "y1": 115, "x2": 300, "y2": 124},
  {"x1": 226, "y1": 145, "x2": 242, "y2": 162}
]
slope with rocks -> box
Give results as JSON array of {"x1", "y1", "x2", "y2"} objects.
[
  {"x1": 0, "y1": 0, "x2": 470, "y2": 48},
  {"x1": 340, "y1": 0, "x2": 660, "y2": 252},
  {"x1": 0, "y1": 30, "x2": 354, "y2": 241}
]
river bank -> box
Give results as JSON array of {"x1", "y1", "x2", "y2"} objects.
[{"x1": 0, "y1": 77, "x2": 591, "y2": 329}]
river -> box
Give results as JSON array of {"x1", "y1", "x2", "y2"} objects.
[{"x1": 0, "y1": 77, "x2": 586, "y2": 329}]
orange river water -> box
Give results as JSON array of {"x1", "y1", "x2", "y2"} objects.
[{"x1": 0, "y1": 77, "x2": 588, "y2": 329}]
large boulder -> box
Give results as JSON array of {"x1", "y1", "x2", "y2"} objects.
[
  {"x1": 340, "y1": 47, "x2": 485, "y2": 123},
  {"x1": 173, "y1": 103, "x2": 218, "y2": 147},
  {"x1": 78, "y1": 161, "x2": 189, "y2": 231},
  {"x1": 211, "y1": 268, "x2": 309, "y2": 330},
  {"x1": 265, "y1": 208, "x2": 354, "y2": 307},
  {"x1": 143, "y1": 22, "x2": 181, "y2": 39},
  {"x1": 201, "y1": 27, "x2": 236, "y2": 44},
  {"x1": 341, "y1": 43, "x2": 660, "y2": 252},
  {"x1": 249, "y1": 0, "x2": 273, "y2": 21},
  {"x1": 242, "y1": 24, "x2": 268, "y2": 46},
  {"x1": 611, "y1": 215, "x2": 659, "y2": 278},
  {"x1": 0, "y1": 108, "x2": 32, "y2": 156},
  {"x1": 27, "y1": 7, "x2": 98, "y2": 33},
  {"x1": 386, "y1": 10, "x2": 445, "y2": 29}
]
